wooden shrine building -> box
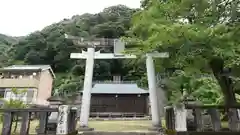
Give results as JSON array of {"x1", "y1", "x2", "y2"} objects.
[{"x1": 88, "y1": 83, "x2": 149, "y2": 114}]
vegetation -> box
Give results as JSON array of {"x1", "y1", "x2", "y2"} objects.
[
  {"x1": 0, "y1": 5, "x2": 143, "y2": 96},
  {"x1": 0, "y1": 88, "x2": 28, "y2": 134},
  {"x1": 125, "y1": 0, "x2": 240, "y2": 120},
  {"x1": 0, "y1": 0, "x2": 239, "y2": 108}
]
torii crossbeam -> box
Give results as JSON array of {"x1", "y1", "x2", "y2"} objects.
[
  {"x1": 65, "y1": 34, "x2": 169, "y2": 131},
  {"x1": 70, "y1": 51, "x2": 137, "y2": 59}
]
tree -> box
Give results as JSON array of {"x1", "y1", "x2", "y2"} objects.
[
  {"x1": 126, "y1": 0, "x2": 240, "y2": 124},
  {"x1": 1, "y1": 88, "x2": 28, "y2": 134},
  {"x1": 4, "y1": 5, "x2": 140, "y2": 94}
]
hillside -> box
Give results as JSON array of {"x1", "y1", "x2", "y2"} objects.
[
  {"x1": 0, "y1": 34, "x2": 19, "y2": 44},
  {"x1": 0, "y1": 34, "x2": 22, "y2": 67},
  {"x1": 4, "y1": 5, "x2": 145, "y2": 95}
]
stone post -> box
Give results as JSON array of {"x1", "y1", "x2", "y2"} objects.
[
  {"x1": 174, "y1": 104, "x2": 187, "y2": 131},
  {"x1": 193, "y1": 108, "x2": 204, "y2": 131},
  {"x1": 165, "y1": 106, "x2": 175, "y2": 130},
  {"x1": 57, "y1": 105, "x2": 70, "y2": 135},
  {"x1": 207, "y1": 108, "x2": 221, "y2": 131},
  {"x1": 228, "y1": 108, "x2": 240, "y2": 131}
]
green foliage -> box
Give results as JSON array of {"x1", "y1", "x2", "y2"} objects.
[
  {"x1": 0, "y1": 88, "x2": 28, "y2": 124},
  {"x1": 2, "y1": 88, "x2": 28, "y2": 109},
  {"x1": 71, "y1": 65, "x2": 84, "y2": 76},
  {"x1": 0, "y1": 34, "x2": 20, "y2": 67},
  {"x1": 127, "y1": 0, "x2": 240, "y2": 68},
  {"x1": 126, "y1": 0, "x2": 240, "y2": 104},
  {"x1": 165, "y1": 70, "x2": 222, "y2": 105},
  {"x1": 0, "y1": 5, "x2": 143, "y2": 95}
]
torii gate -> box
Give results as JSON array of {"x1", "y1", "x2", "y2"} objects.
[{"x1": 65, "y1": 34, "x2": 169, "y2": 131}]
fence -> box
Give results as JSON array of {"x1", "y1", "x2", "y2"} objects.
[
  {"x1": 165, "y1": 104, "x2": 240, "y2": 135},
  {"x1": 0, "y1": 105, "x2": 77, "y2": 135}
]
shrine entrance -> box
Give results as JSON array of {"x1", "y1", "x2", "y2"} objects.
[{"x1": 65, "y1": 34, "x2": 169, "y2": 130}]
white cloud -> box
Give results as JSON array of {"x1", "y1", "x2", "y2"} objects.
[{"x1": 0, "y1": 0, "x2": 140, "y2": 36}]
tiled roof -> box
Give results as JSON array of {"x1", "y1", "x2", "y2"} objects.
[
  {"x1": 90, "y1": 83, "x2": 148, "y2": 94},
  {"x1": 3, "y1": 65, "x2": 55, "y2": 78}
]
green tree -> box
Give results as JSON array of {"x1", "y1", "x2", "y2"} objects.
[
  {"x1": 6, "y1": 5, "x2": 140, "y2": 94},
  {"x1": 1, "y1": 88, "x2": 28, "y2": 133},
  {"x1": 126, "y1": 0, "x2": 240, "y2": 121}
]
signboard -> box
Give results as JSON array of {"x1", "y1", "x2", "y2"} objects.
[
  {"x1": 56, "y1": 105, "x2": 70, "y2": 134},
  {"x1": 114, "y1": 39, "x2": 125, "y2": 56}
]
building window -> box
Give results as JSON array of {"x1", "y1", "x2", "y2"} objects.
[
  {"x1": 4, "y1": 88, "x2": 35, "y2": 103},
  {"x1": 26, "y1": 89, "x2": 35, "y2": 103},
  {"x1": 0, "y1": 73, "x2": 4, "y2": 79},
  {"x1": 0, "y1": 89, "x2": 5, "y2": 98}
]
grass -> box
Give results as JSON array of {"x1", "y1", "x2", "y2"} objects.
[
  {"x1": 0, "y1": 120, "x2": 39, "y2": 134},
  {"x1": 0, "y1": 119, "x2": 231, "y2": 134},
  {"x1": 0, "y1": 120, "x2": 152, "y2": 134},
  {"x1": 88, "y1": 120, "x2": 152, "y2": 132}
]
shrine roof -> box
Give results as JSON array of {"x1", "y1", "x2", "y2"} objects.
[{"x1": 89, "y1": 83, "x2": 149, "y2": 94}]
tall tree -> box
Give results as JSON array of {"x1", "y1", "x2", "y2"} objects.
[
  {"x1": 127, "y1": 0, "x2": 240, "y2": 127},
  {"x1": 8, "y1": 5, "x2": 141, "y2": 95}
]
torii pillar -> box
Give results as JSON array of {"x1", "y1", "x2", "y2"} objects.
[
  {"x1": 146, "y1": 52, "x2": 169, "y2": 130},
  {"x1": 67, "y1": 35, "x2": 169, "y2": 131},
  {"x1": 69, "y1": 38, "x2": 136, "y2": 131}
]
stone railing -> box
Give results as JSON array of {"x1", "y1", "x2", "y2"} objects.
[
  {"x1": 164, "y1": 104, "x2": 240, "y2": 134},
  {"x1": 0, "y1": 105, "x2": 77, "y2": 135}
]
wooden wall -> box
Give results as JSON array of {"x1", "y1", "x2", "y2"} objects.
[{"x1": 90, "y1": 94, "x2": 148, "y2": 114}]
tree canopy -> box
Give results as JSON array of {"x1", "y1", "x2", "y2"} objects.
[
  {"x1": 0, "y1": 1, "x2": 239, "y2": 108},
  {"x1": 0, "y1": 5, "x2": 143, "y2": 95},
  {"x1": 125, "y1": 0, "x2": 240, "y2": 103}
]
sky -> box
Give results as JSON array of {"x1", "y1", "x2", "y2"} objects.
[{"x1": 0, "y1": 0, "x2": 141, "y2": 37}]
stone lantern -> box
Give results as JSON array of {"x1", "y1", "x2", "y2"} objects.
[
  {"x1": 47, "y1": 95, "x2": 65, "y2": 108},
  {"x1": 46, "y1": 95, "x2": 65, "y2": 133},
  {"x1": 183, "y1": 96, "x2": 212, "y2": 131},
  {"x1": 64, "y1": 92, "x2": 82, "y2": 118},
  {"x1": 183, "y1": 96, "x2": 200, "y2": 131}
]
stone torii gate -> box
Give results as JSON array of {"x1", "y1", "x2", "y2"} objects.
[{"x1": 65, "y1": 34, "x2": 169, "y2": 131}]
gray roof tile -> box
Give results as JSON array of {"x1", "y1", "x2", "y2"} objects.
[
  {"x1": 90, "y1": 83, "x2": 148, "y2": 94},
  {"x1": 3, "y1": 65, "x2": 56, "y2": 78}
]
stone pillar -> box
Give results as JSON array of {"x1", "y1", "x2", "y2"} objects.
[
  {"x1": 57, "y1": 105, "x2": 70, "y2": 135},
  {"x1": 79, "y1": 47, "x2": 95, "y2": 130},
  {"x1": 193, "y1": 108, "x2": 204, "y2": 131},
  {"x1": 208, "y1": 108, "x2": 221, "y2": 131},
  {"x1": 156, "y1": 86, "x2": 166, "y2": 117},
  {"x1": 146, "y1": 55, "x2": 161, "y2": 129},
  {"x1": 165, "y1": 106, "x2": 175, "y2": 130},
  {"x1": 228, "y1": 108, "x2": 240, "y2": 131},
  {"x1": 174, "y1": 104, "x2": 187, "y2": 131}
]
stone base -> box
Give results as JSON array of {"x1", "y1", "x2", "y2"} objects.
[
  {"x1": 78, "y1": 126, "x2": 94, "y2": 132},
  {"x1": 68, "y1": 130, "x2": 78, "y2": 135},
  {"x1": 148, "y1": 126, "x2": 164, "y2": 132}
]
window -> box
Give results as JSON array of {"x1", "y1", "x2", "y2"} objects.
[
  {"x1": 0, "y1": 88, "x2": 5, "y2": 98},
  {"x1": 0, "y1": 73, "x2": 4, "y2": 79},
  {"x1": 4, "y1": 88, "x2": 36, "y2": 103},
  {"x1": 26, "y1": 90, "x2": 35, "y2": 103}
]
